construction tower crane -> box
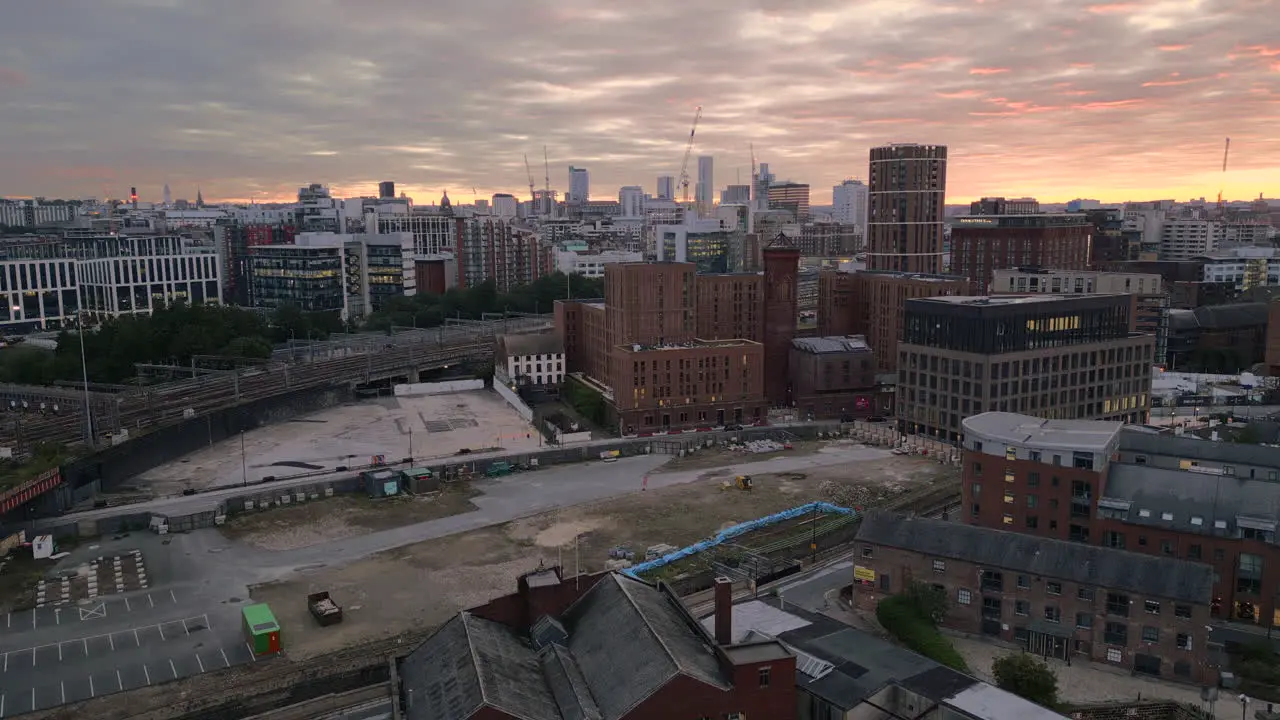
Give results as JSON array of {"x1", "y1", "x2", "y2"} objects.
[
  {"x1": 677, "y1": 106, "x2": 702, "y2": 205},
  {"x1": 523, "y1": 154, "x2": 537, "y2": 210},
  {"x1": 1217, "y1": 137, "x2": 1231, "y2": 215},
  {"x1": 750, "y1": 142, "x2": 757, "y2": 208},
  {"x1": 543, "y1": 145, "x2": 552, "y2": 215}
]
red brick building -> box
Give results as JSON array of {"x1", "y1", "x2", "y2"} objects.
[
  {"x1": 788, "y1": 335, "x2": 889, "y2": 420},
  {"x1": 950, "y1": 214, "x2": 1092, "y2": 294},
  {"x1": 853, "y1": 512, "x2": 1217, "y2": 684},
  {"x1": 399, "y1": 568, "x2": 796, "y2": 720},
  {"x1": 961, "y1": 411, "x2": 1280, "y2": 630},
  {"x1": 762, "y1": 236, "x2": 800, "y2": 406}
]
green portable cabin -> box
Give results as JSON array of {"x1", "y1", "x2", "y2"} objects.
[
  {"x1": 401, "y1": 467, "x2": 438, "y2": 493},
  {"x1": 242, "y1": 603, "x2": 282, "y2": 656}
]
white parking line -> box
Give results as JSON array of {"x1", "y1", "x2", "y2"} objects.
[
  {"x1": 169, "y1": 589, "x2": 177, "y2": 604},
  {"x1": 220, "y1": 648, "x2": 230, "y2": 668},
  {"x1": 29, "y1": 688, "x2": 33, "y2": 712},
  {"x1": 124, "y1": 597, "x2": 131, "y2": 612},
  {"x1": 181, "y1": 618, "x2": 189, "y2": 635},
  {"x1": 196, "y1": 654, "x2": 205, "y2": 673},
  {"x1": 116, "y1": 669, "x2": 122, "y2": 691},
  {"x1": 109, "y1": 634, "x2": 114, "y2": 651},
  {"x1": 169, "y1": 659, "x2": 177, "y2": 679},
  {"x1": 82, "y1": 638, "x2": 87, "y2": 655},
  {"x1": 134, "y1": 629, "x2": 140, "y2": 647},
  {"x1": 147, "y1": 594, "x2": 154, "y2": 608},
  {"x1": 57, "y1": 644, "x2": 62, "y2": 661},
  {"x1": 30, "y1": 613, "x2": 35, "y2": 630},
  {"x1": 143, "y1": 664, "x2": 151, "y2": 686},
  {"x1": 89, "y1": 675, "x2": 95, "y2": 698},
  {"x1": 5, "y1": 612, "x2": 9, "y2": 628},
  {"x1": 60, "y1": 680, "x2": 65, "y2": 704},
  {"x1": 158, "y1": 624, "x2": 165, "y2": 641},
  {"x1": 2, "y1": 652, "x2": 6, "y2": 672},
  {"x1": 246, "y1": 642, "x2": 256, "y2": 662},
  {"x1": 1, "y1": 691, "x2": 5, "y2": 718}
]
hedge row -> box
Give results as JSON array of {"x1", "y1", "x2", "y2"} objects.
[{"x1": 875, "y1": 595, "x2": 970, "y2": 672}]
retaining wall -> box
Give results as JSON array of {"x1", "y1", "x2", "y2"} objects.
[
  {"x1": 492, "y1": 381, "x2": 535, "y2": 422},
  {"x1": 392, "y1": 379, "x2": 484, "y2": 396}
]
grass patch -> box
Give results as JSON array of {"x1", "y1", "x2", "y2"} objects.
[
  {"x1": 0, "y1": 441, "x2": 74, "y2": 493},
  {"x1": 876, "y1": 593, "x2": 969, "y2": 672},
  {"x1": 0, "y1": 554, "x2": 48, "y2": 612}
]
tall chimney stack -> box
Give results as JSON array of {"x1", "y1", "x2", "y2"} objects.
[{"x1": 714, "y1": 576, "x2": 733, "y2": 646}]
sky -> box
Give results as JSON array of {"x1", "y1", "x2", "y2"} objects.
[{"x1": 0, "y1": 0, "x2": 1277, "y2": 207}]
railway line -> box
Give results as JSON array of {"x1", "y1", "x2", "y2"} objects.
[{"x1": 1, "y1": 318, "x2": 549, "y2": 448}]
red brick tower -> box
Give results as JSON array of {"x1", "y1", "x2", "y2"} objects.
[{"x1": 762, "y1": 233, "x2": 799, "y2": 407}]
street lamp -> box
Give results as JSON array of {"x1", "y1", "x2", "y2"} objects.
[{"x1": 78, "y1": 311, "x2": 95, "y2": 448}]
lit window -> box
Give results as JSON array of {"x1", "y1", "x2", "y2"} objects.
[
  {"x1": 958, "y1": 589, "x2": 972, "y2": 605},
  {"x1": 1004, "y1": 492, "x2": 1015, "y2": 504},
  {"x1": 1002, "y1": 514, "x2": 1014, "y2": 525},
  {"x1": 1106, "y1": 648, "x2": 1122, "y2": 663},
  {"x1": 932, "y1": 559, "x2": 946, "y2": 573}
]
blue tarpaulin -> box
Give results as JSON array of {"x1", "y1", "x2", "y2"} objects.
[{"x1": 622, "y1": 501, "x2": 854, "y2": 579}]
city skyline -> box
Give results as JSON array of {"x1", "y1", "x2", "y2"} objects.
[{"x1": 0, "y1": 0, "x2": 1276, "y2": 205}]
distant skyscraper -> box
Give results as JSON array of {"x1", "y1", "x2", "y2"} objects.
[
  {"x1": 767, "y1": 183, "x2": 811, "y2": 221},
  {"x1": 696, "y1": 156, "x2": 714, "y2": 214},
  {"x1": 754, "y1": 163, "x2": 774, "y2": 211},
  {"x1": 619, "y1": 186, "x2": 645, "y2": 218},
  {"x1": 720, "y1": 185, "x2": 751, "y2": 205},
  {"x1": 657, "y1": 176, "x2": 675, "y2": 200},
  {"x1": 379, "y1": 181, "x2": 396, "y2": 199},
  {"x1": 867, "y1": 143, "x2": 947, "y2": 274},
  {"x1": 491, "y1": 193, "x2": 518, "y2": 217},
  {"x1": 568, "y1": 166, "x2": 589, "y2": 203},
  {"x1": 162, "y1": 183, "x2": 172, "y2": 207},
  {"x1": 832, "y1": 180, "x2": 869, "y2": 234}
]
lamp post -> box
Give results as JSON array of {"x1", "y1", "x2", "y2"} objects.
[
  {"x1": 240, "y1": 431, "x2": 248, "y2": 487},
  {"x1": 78, "y1": 312, "x2": 94, "y2": 447}
]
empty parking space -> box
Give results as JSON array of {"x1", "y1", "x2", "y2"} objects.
[{"x1": 5, "y1": 589, "x2": 181, "y2": 635}]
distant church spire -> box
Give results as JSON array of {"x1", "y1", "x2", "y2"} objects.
[
  {"x1": 162, "y1": 183, "x2": 172, "y2": 207},
  {"x1": 196, "y1": 187, "x2": 204, "y2": 208}
]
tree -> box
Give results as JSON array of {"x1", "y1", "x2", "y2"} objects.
[
  {"x1": 992, "y1": 653, "x2": 1059, "y2": 708},
  {"x1": 902, "y1": 581, "x2": 949, "y2": 624}
]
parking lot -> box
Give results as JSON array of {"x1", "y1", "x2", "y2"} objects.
[{"x1": 0, "y1": 588, "x2": 260, "y2": 716}]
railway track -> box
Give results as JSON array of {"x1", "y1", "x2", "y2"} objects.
[{"x1": 1, "y1": 338, "x2": 496, "y2": 447}]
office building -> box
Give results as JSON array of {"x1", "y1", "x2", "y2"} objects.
[
  {"x1": 950, "y1": 213, "x2": 1092, "y2": 293},
  {"x1": 695, "y1": 272, "x2": 762, "y2": 343},
  {"x1": 968, "y1": 197, "x2": 1040, "y2": 215},
  {"x1": 295, "y1": 183, "x2": 347, "y2": 233},
  {"x1": 657, "y1": 175, "x2": 675, "y2": 200},
  {"x1": 568, "y1": 166, "x2": 589, "y2": 203},
  {"x1": 867, "y1": 144, "x2": 947, "y2": 274},
  {"x1": 377, "y1": 212, "x2": 455, "y2": 256},
  {"x1": 854, "y1": 510, "x2": 1216, "y2": 684},
  {"x1": 991, "y1": 268, "x2": 1169, "y2": 364},
  {"x1": 1199, "y1": 247, "x2": 1280, "y2": 292},
  {"x1": 618, "y1": 185, "x2": 645, "y2": 218},
  {"x1": 1084, "y1": 207, "x2": 1144, "y2": 266},
  {"x1": 247, "y1": 241, "x2": 346, "y2": 317},
  {"x1": 754, "y1": 162, "x2": 775, "y2": 212},
  {"x1": 378, "y1": 181, "x2": 396, "y2": 199},
  {"x1": 0, "y1": 200, "x2": 76, "y2": 228},
  {"x1": 73, "y1": 235, "x2": 222, "y2": 322},
  {"x1": 491, "y1": 193, "x2": 518, "y2": 218},
  {"x1": 720, "y1": 185, "x2": 750, "y2": 205},
  {"x1": 896, "y1": 294, "x2": 1155, "y2": 441},
  {"x1": 816, "y1": 269, "x2": 968, "y2": 372},
  {"x1": 217, "y1": 223, "x2": 297, "y2": 306},
  {"x1": 0, "y1": 256, "x2": 79, "y2": 330},
  {"x1": 555, "y1": 249, "x2": 643, "y2": 278},
  {"x1": 789, "y1": 335, "x2": 886, "y2": 420},
  {"x1": 1160, "y1": 219, "x2": 1218, "y2": 260},
  {"x1": 961, "y1": 412, "x2": 1280, "y2": 632},
  {"x1": 792, "y1": 223, "x2": 860, "y2": 258},
  {"x1": 695, "y1": 156, "x2": 714, "y2": 214},
  {"x1": 767, "y1": 183, "x2": 811, "y2": 222},
  {"x1": 832, "y1": 179, "x2": 868, "y2": 236},
  {"x1": 654, "y1": 220, "x2": 733, "y2": 274}
]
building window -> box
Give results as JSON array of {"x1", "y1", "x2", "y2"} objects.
[
  {"x1": 861, "y1": 546, "x2": 873, "y2": 559},
  {"x1": 1004, "y1": 492, "x2": 1015, "y2": 504},
  {"x1": 1144, "y1": 600, "x2": 1161, "y2": 615},
  {"x1": 758, "y1": 667, "x2": 771, "y2": 687},
  {"x1": 1027, "y1": 472, "x2": 1040, "y2": 487},
  {"x1": 1174, "y1": 604, "x2": 1192, "y2": 619},
  {"x1": 1017, "y1": 574, "x2": 1029, "y2": 589},
  {"x1": 1176, "y1": 633, "x2": 1192, "y2": 650},
  {"x1": 1142, "y1": 626, "x2": 1160, "y2": 643},
  {"x1": 1106, "y1": 592, "x2": 1130, "y2": 617},
  {"x1": 981, "y1": 571, "x2": 1003, "y2": 592},
  {"x1": 1015, "y1": 600, "x2": 1030, "y2": 616},
  {"x1": 958, "y1": 589, "x2": 972, "y2": 605},
  {"x1": 1078, "y1": 586, "x2": 1095, "y2": 602},
  {"x1": 1044, "y1": 606, "x2": 1061, "y2": 624},
  {"x1": 1026, "y1": 516, "x2": 1038, "y2": 529},
  {"x1": 1076, "y1": 613, "x2": 1093, "y2": 629},
  {"x1": 1187, "y1": 544, "x2": 1201, "y2": 560},
  {"x1": 1106, "y1": 647, "x2": 1123, "y2": 663},
  {"x1": 1027, "y1": 494, "x2": 1038, "y2": 508},
  {"x1": 1104, "y1": 621, "x2": 1128, "y2": 645},
  {"x1": 1004, "y1": 470, "x2": 1015, "y2": 483},
  {"x1": 1046, "y1": 581, "x2": 1062, "y2": 595},
  {"x1": 972, "y1": 482, "x2": 982, "y2": 496},
  {"x1": 1002, "y1": 514, "x2": 1014, "y2": 525},
  {"x1": 1238, "y1": 553, "x2": 1264, "y2": 595},
  {"x1": 972, "y1": 462, "x2": 983, "y2": 475},
  {"x1": 932, "y1": 559, "x2": 946, "y2": 573}
]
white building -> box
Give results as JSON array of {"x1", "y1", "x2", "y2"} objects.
[
  {"x1": 618, "y1": 186, "x2": 645, "y2": 218},
  {"x1": 832, "y1": 179, "x2": 869, "y2": 234},
  {"x1": 568, "y1": 166, "x2": 589, "y2": 203},
  {"x1": 162, "y1": 209, "x2": 228, "y2": 229},
  {"x1": 695, "y1": 156, "x2": 714, "y2": 214},
  {"x1": 0, "y1": 200, "x2": 77, "y2": 227},
  {"x1": 555, "y1": 249, "x2": 643, "y2": 278},
  {"x1": 656, "y1": 175, "x2": 675, "y2": 200},
  {"x1": 74, "y1": 235, "x2": 222, "y2": 321},
  {"x1": 1159, "y1": 219, "x2": 1218, "y2": 260},
  {"x1": 491, "y1": 193, "x2": 518, "y2": 218},
  {"x1": 377, "y1": 213, "x2": 455, "y2": 256},
  {"x1": 1199, "y1": 247, "x2": 1280, "y2": 291},
  {"x1": 0, "y1": 257, "x2": 79, "y2": 330},
  {"x1": 296, "y1": 183, "x2": 348, "y2": 232},
  {"x1": 497, "y1": 332, "x2": 565, "y2": 388}
]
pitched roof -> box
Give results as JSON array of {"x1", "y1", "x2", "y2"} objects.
[
  {"x1": 855, "y1": 512, "x2": 1214, "y2": 604},
  {"x1": 562, "y1": 574, "x2": 728, "y2": 719},
  {"x1": 500, "y1": 332, "x2": 565, "y2": 359}
]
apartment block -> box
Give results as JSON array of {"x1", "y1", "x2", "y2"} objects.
[
  {"x1": 897, "y1": 295, "x2": 1154, "y2": 442},
  {"x1": 853, "y1": 511, "x2": 1216, "y2": 684},
  {"x1": 1159, "y1": 219, "x2": 1218, "y2": 260},
  {"x1": 867, "y1": 144, "x2": 947, "y2": 274},
  {"x1": 991, "y1": 268, "x2": 1170, "y2": 364},
  {"x1": 961, "y1": 411, "x2": 1280, "y2": 632},
  {"x1": 767, "y1": 182, "x2": 811, "y2": 221},
  {"x1": 950, "y1": 213, "x2": 1092, "y2": 293}
]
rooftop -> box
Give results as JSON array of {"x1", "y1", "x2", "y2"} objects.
[
  {"x1": 1102, "y1": 463, "x2": 1280, "y2": 538},
  {"x1": 499, "y1": 331, "x2": 564, "y2": 359},
  {"x1": 792, "y1": 335, "x2": 872, "y2": 354},
  {"x1": 616, "y1": 338, "x2": 760, "y2": 353},
  {"x1": 915, "y1": 294, "x2": 1127, "y2": 307},
  {"x1": 856, "y1": 512, "x2": 1214, "y2": 605},
  {"x1": 963, "y1": 412, "x2": 1124, "y2": 453}
]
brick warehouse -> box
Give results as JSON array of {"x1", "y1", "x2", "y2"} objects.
[
  {"x1": 961, "y1": 411, "x2": 1280, "y2": 632},
  {"x1": 852, "y1": 512, "x2": 1217, "y2": 684}
]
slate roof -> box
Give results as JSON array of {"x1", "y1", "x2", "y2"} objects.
[
  {"x1": 500, "y1": 332, "x2": 564, "y2": 359},
  {"x1": 856, "y1": 512, "x2": 1214, "y2": 604},
  {"x1": 791, "y1": 336, "x2": 872, "y2": 354},
  {"x1": 1119, "y1": 427, "x2": 1280, "y2": 469},
  {"x1": 1102, "y1": 463, "x2": 1280, "y2": 536}
]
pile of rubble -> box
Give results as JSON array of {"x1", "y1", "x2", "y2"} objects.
[
  {"x1": 819, "y1": 479, "x2": 908, "y2": 508},
  {"x1": 728, "y1": 439, "x2": 786, "y2": 454}
]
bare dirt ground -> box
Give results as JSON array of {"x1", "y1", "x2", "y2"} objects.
[
  {"x1": 655, "y1": 439, "x2": 827, "y2": 472},
  {"x1": 250, "y1": 452, "x2": 958, "y2": 660},
  {"x1": 219, "y1": 487, "x2": 481, "y2": 551}
]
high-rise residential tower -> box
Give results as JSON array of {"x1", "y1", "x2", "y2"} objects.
[
  {"x1": 867, "y1": 144, "x2": 947, "y2": 274},
  {"x1": 618, "y1": 186, "x2": 645, "y2": 218},
  {"x1": 696, "y1": 156, "x2": 714, "y2": 214},
  {"x1": 568, "y1": 166, "x2": 589, "y2": 203},
  {"x1": 832, "y1": 179, "x2": 869, "y2": 234},
  {"x1": 378, "y1": 181, "x2": 396, "y2": 199},
  {"x1": 657, "y1": 175, "x2": 675, "y2": 200}
]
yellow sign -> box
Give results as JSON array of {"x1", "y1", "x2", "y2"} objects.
[
  {"x1": 854, "y1": 566, "x2": 877, "y2": 583},
  {"x1": 1272, "y1": 608, "x2": 1280, "y2": 628}
]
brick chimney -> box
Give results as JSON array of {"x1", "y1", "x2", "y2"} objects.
[{"x1": 714, "y1": 576, "x2": 733, "y2": 646}]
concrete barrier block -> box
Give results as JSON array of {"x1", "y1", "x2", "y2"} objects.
[
  {"x1": 214, "y1": 515, "x2": 226, "y2": 526},
  {"x1": 243, "y1": 500, "x2": 255, "y2": 511},
  {"x1": 324, "y1": 486, "x2": 334, "y2": 497},
  {"x1": 280, "y1": 495, "x2": 291, "y2": 505},
  {"x1": 309, "y1": 493, "x2": 319, "y2": 500},
  {"x1": 294, "y1": 492, "x2": 306, "y2": 503}
]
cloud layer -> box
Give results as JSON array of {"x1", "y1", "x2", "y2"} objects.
[{"x1": 1, "y1": 0, "x2": 1276, "y2": 205}]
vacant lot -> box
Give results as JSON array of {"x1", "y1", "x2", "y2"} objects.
[
  {"x1": 220, "y1": 487, "x2": 480, "y2": 551},
  {"x1": 251, "y1": 451, "x2": 958, "y2": 660}
]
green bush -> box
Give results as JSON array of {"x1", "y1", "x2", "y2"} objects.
[{"x1": 876, "y1": 595, "x2": 969, "y2": 672}]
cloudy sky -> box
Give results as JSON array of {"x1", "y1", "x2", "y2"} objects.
[{"x1": 1, "y1": 0, "x2": 1276, "y2": 206}]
